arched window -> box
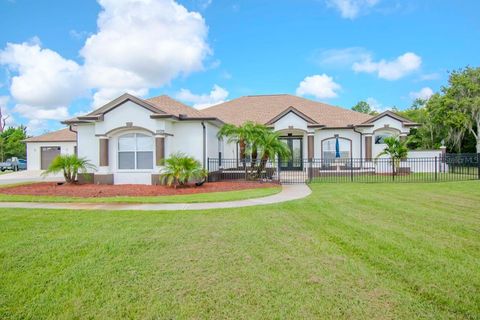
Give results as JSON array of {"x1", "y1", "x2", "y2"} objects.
[
  {"x1": 322, "y1": 137, "x2": 351, "y2": 159},
  {"x1": 118, "y1": 133, "x2": 153, "y2": 170}
]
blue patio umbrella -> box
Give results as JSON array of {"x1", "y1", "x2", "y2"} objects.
[{"x1": 335, "y1": 136, "x2": 341, "y2": 158}]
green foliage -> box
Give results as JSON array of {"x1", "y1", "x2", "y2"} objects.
[
  {"x1": 351, "y1": 101, "x2": 377, "y2": 115},
  {"x1": 159, "y1": 153, "x2": 208, "y2": 187},
  {"x1": 395, "y1": 66, "x2": 480, "y2": 153},
  {"x1": 0, "y1": 126, "x2": 27, "y2": 161},
  {"x1": 217, "y1": 122, "x2": 291, "y2": 180},
  {"x1": 42, "y1": 154, "x2": 96, "y2": 184},
  {"x1": 375, "y1": 136, "x2": 409, "y2": 174},
  {"x1": 442, "y1": 66, "x2": 480, "y2": 152}
]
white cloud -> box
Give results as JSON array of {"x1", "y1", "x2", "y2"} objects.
[
  {"x1": 0, "y1": 0, "x2": 211, "y2": 123},
  {"x1": 409, "y1": 87, "x2": 433, "y2": 101},
  {"x1": 314, "y1": 47, "x2": 371, "y2": 68},
  {"x1": 176, "y1": 84, "x2": 229, "y2": 109},
  {"x1": 326, "y1": 0, "x2": 380, "y2": 19},
  {"x1": 353, "y1": 52, "x2": 422, "y2": 80},
  {"x1": 13, "y1": 104, "x2": 69, "y2": 120},
  {"x1": 92, "y1": 88, "x2": 149, "y2": 109},
  {"x1": 365, "y1": 97, "x2": 387, "y2": 112},
  {"x1": 199, "y1": 0, "x2": 212, "y2": 10},
  {"x1": 25, "y1": 119, "x2": 48, "y2": 135},
  {"x1": 296, "y1": 74, "x2": 341, "y2": 99},
  {"x1": 81, "y1": 0, "x2": 210, "y2": 103},
  {"x1": 0, "y1": 41, "x2": 85, "y2": 109}
]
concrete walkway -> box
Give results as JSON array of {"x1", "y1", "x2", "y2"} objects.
[
  {"x1": 0, "y1": 184, "x2": 311, "y2": 211},
  {"x1": 0, "y1": 170, "x2": 64, "y2": 185}
]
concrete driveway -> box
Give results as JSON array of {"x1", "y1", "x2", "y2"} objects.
[{"x1": 0, "y1": 170, "x2": 64, "y2": 185}]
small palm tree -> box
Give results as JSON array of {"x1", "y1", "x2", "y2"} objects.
[
  {"x1": 159, "y1": 153, "x2": 208, "y2": 187},
  {"x1": 375, "y1": 136, "x2": 409, "y2": 175},
  {"x1": 254, "y1": 130, "x2": 290, "y2": 178},
  {"x1": 42, "y1": 154, "x2": 96, "y2": 184}
]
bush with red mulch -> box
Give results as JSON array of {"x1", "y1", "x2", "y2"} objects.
[{"x1": 0, "y1": 181, "x2": 279, "y2": 198}]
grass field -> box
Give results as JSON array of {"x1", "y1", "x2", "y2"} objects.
[
  {"x1": 0, "y1": 186, "x2": 281, "y2": 203},
  {"x1": 0, "y1": 181, "x2": 479, "y2": 319}
]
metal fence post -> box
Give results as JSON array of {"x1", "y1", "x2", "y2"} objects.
[
  {"x1": 207, "y1": 157, "x2": 210, "y2": 182},
  {"x1": 477, "y1": 153, "x2": 480, "y2": 180},
  {"x1": 435, "y1": 156, "x2": 438, "y2": 181},
  {"x1": 277, "y1": 157, "x2": 281, "y2": 183},
  {"x1": 392, "y1": 158, "x2": 395, "y2": 182},
  {"x1": 350, "y1": 155, "x2": 354, "y2": 182}
]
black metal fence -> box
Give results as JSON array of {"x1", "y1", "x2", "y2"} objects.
[{"x1": 208, "y1": 154, "x2": 480, "y2": 184}]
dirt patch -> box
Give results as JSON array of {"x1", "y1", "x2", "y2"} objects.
[{"x1": 0, "y1": 181, "x2": 279, "y2": 198}]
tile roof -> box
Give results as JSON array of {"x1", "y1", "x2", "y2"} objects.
[
  {"x1": 203, "y1": 94, "x2": 373, "y2": 127},
  {"x1": 24, "y1": 128, "x2": 76, "y2": 142}
]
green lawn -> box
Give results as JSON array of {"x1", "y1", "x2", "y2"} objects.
[
  {"x1": 311, "y1": 172, "x2": 478, "y2": 183},
  {"x1": 0, "y1": 186, "x2": 281, "y2": 204},
  {"x1": 0, "y1": 181, "x2": 479, "y2": 319}
]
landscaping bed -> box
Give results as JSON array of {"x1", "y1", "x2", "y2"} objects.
[{"x1": 0, "y1": 181, "x2": 279, "y2": 198}]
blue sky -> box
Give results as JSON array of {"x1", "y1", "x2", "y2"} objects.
[{"x1": 0, "y1": 0, "x2": 479, "y2": 134}]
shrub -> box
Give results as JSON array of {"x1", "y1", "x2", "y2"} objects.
[
  {"x1": 42, "y1": 154, "x2": 96, "y2": 184},
  {"x1": 159, "y1": 153, "x2": 208, "y2": 187}
]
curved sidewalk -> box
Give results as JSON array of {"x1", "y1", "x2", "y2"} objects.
[{"x1": 0, "y1": 184, "x2": 311, "y2": 211}]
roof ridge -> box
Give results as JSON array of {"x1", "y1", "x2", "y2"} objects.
[{"x1": 245, "y1": 94, "x2": 289, "y2": 97}]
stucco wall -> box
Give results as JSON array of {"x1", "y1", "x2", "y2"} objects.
[
  {"x1": 206, "y1": 123, "x2": 220, "y2": 160},
  {"x1": 77, "y1": 124, "x2": 98, "y2": 170},
  {"x1": 95, "y1": 101, "x2": 163, "y2": 135},
  {"x1": 170, "y1": 121, "x2": 204, "y2": 164},
  {"x1": 26, "y1": 141, "x2": 77, "y2": 171},
  {"x1": 274, "y1": 112, "x2": 309, "y2": 132}
]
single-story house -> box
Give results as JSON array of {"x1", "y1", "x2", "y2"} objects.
[{"x1": 26, "y1": 93, "x2": 421, "y2": 184}]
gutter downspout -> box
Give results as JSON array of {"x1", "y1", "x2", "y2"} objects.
[
  {"x1": 201, "y1": 122, "x2": 206, "y2": 169},
  {"x1": 353, "y1": 126, "x2": 363, "y2": 168},
  {"x1": 69, "y1": 125, "x2": 78, "y2": 156}
]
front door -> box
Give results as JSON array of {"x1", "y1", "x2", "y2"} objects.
[{"x1": 279, "y1": 137, "x2": 303, "y2": 170}]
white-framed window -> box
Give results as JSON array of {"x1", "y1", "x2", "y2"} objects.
[
  {"x1": 375, "y1": 131, "x2": 394, "y2": 144},
  {"x1": 322, "y1": 137, "x2": 351, "y2": 159},
  {"x1": 118, "y1": 133, "x2": 153, "y2": 170}
]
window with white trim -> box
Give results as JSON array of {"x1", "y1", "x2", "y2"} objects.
[
  {"x1": 322, "y1": 137, "x2": 351, "y2": 159},
  {"x1": 118, "y1": 133, "x2": 153, "y2": 170}
]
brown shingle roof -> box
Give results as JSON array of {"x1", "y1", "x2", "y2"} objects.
[
  {"x1": 145, "y1": 95, "x2": 206, "y2": 118},
  {"x1": 203, "y1": 94, "x2": 372, "y2": 127},
  {"x1": 63, "y1": 93, "x2": 210, "y2": 124},
  {"x1": 24, "y1": 128, "x2": 76, "y2": 142}
]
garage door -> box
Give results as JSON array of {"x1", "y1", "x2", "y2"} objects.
[{"x1": 41, "y1": 147, "x2": 61, "y2": 170}]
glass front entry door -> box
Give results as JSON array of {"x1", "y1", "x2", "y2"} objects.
[{"x1": 279, "y1": 137, "x2": 303, "y2": 170}]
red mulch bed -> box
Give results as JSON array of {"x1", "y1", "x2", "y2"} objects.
[{"x1": 0, "y1": 181, "x2": 279, "y2": 198}]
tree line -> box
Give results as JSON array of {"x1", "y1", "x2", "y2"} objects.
[{"x1": 352, "y1": 66, "x2": 480, "y2": 153}]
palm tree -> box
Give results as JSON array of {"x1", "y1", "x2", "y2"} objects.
[
  {"x1": 159, "y1": 153, "x2": 208, "y2": 187},
  {"x1": 42, "y1": 154, "x2": 96, "y2": 184},
  {"x1": 253, "y1": 130, "x2": 291, "y2": 178},
  {"x1": 218, "y1": 122, "x2": 290, "y2": 180},
  {"x1": 217, "y1": 121, "x2": 265, "y2": 165},
  {"x1": 375, "y1": 136, "x2": 409, "y2": 175}
]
